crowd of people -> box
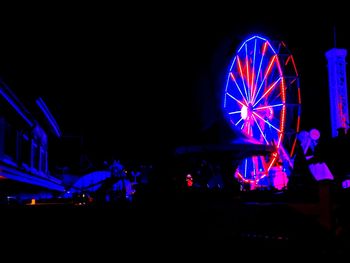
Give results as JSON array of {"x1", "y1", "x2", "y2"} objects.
[
  {"x1": 72, "y1": 127, "x2": 350, "y2": 205},
  {"x1": 180, "y1": 127, "x2": 349, "y2": 193}
]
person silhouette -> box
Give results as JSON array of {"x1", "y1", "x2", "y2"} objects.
[
  {"x1": 287, "y1": 130, "x2": 317, "y2": 193},
  {"x1": 307, "y1": 128, "x2": 334, "y2": 181}
]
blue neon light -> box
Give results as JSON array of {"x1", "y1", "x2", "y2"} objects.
[
  {"x1": 36, "y1": 97, "x2": 62, "y2": 138},
  {"x1": 0, "y1": 84, "x2": 34, "y2": 127}
]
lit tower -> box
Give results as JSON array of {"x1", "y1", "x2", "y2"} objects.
[{"x1": 325, "y1": 48, "x2": 349, "y2": 137}]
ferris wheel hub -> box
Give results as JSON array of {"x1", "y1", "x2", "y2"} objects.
[{"x1": 241, "y1": 103, "x2": 254, "y2": 121}]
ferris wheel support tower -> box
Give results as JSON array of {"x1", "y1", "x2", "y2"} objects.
[{"x1": 325, "y1": 48, "x2": 349, "y2": 137}]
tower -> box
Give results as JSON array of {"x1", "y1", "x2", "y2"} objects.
[{"x1": 325, "y1": 48, "x2": 349, "y2": 137}]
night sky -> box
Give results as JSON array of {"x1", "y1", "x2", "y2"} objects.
[{"x1": 0, "y1": 4, "x2": 349, "y2": 167}]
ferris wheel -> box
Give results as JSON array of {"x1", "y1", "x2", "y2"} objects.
[{"x1": 223, "y1": 35, "x2": 301, "y2": 188}]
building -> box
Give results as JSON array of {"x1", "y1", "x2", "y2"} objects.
[
  {"x1": 325, "y1": 48, "x2": 349, "y2": 138},
  {"x1": 0, "y1": 79, "x2": 64, "y2": 203}
]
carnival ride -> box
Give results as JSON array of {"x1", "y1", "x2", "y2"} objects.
[{"x1": 223, "y1": 35, "x2": 301, "y2": 189}]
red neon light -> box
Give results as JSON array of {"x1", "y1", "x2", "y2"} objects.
[
  {"x1": 237, "y1": 56, "x2": 244, "y2": 79},
  {"x1": 262, "y1": 41, "x2": 268, "y2": 56},
  {"x1": 290, "y1": 55, "x2": 299, "y2": 77},
  {"x1": 285, "y1": 55, "x2": 291, "y2": 65},
  {"x1": 245, "y1": 51, "x2": 251, "y2": 101},
  {"x1": 230, "y1": 72, "x2": 236, "y2": 81},
  {"x1": 256, "y1": 82, "x2": 278, "y2": 105}
]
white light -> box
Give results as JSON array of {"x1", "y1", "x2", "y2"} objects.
[{"x1": 241, "y1": 105, "x2": 248, "y2": 120}]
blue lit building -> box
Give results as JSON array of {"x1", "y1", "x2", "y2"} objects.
[
  {"x1": 325, "y1": 48, "x2": 349, "y2": 137},
  {"x1": 0, "y1": 79, "x2": 64, "y2": 202}
]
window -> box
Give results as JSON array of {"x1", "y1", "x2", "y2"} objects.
[
  {"x1": 21, "y1": 133, "x2": 31, "y2": 167},
  {"x1": 39, "y1": 146, "x2": 48, "y2": 173},
  {"x1": 4, "y1": 122, "x2": 17, "y2": 161}
]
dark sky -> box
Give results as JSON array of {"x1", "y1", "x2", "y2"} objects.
[{"x1": 0, "y1": 4, "x2": 349, "y2": 165}]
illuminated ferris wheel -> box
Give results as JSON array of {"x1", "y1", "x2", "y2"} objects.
[{"x1": 223, "y1": 35, "x2": 301, "y2": 188}]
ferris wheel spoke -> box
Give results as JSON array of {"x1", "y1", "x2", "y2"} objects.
[
  {"x1": 242, "y1": 119, "x2": 250, "y2": 135},
  {"x1": 253, "y1": 43, "x2": 267, "y2": 104},
  {"x1": 226, "y1": 92, "x2": 246, "y2": 107},
  {"x1": 266, "y1": 120, "x2": 281, "y2": 134},
  {"x1": 235, "y1": 117, "x2": 244, "y2": 126},
  {"x1": 265, "y1": 114, "x2": 285, "y2": 140},
  {"x1": 252, "y1": 156, "x2": 258, "y2": 179},
  {"x1": 253, "y1": 77, "x2": 282, "y2": 107},
  {"x1": 250, "y1": 38, "x2": 257, "y2": 99},
  {"x1": 228, "y1": 110, "x2": 241, "y2": 115},
  {"x1": 230, "y1": 73, "x2": 248, "y2": 105},
  {"x1": 254, "y1": 103, "x2": 284, "y2": 111},
  {"x1": 269, "y1": 90, "x2": 284, "y2": 104},
  {"x1": 236, "y1": 56, "x2": 250, "y2": 102},
  {"x1": 252, "y1": 111, "x2": 281, "y2": 133},
  {"x1": 247, "y1": 121, "x2": 253, "y2": 136},
  {"x1": 244, "y1": 158, "x2": 248, "y2": 178},
  {"x1": 252, "y1": 114, "x2": 269, "y2": 144},
  {"x1": 253, "y1": 55, "x2": 278, "y2": 104},
  {"x1": 240, "y1": 120, "x2": 246, "y2": 130},
  {"x1": 244, "y1": 44, "x2": 251, "y2": 102}
]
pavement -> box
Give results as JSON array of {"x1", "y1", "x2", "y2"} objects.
[{"x1": 1, "y1": 188, "x2": 349, "y2": 259}]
